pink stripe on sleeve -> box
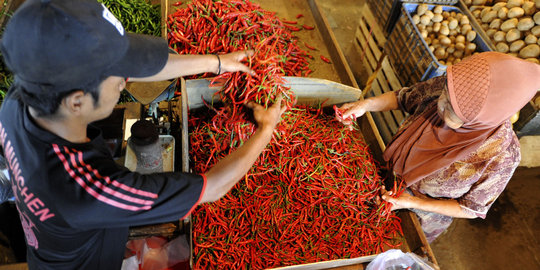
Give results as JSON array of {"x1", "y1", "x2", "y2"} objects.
[
  {"x1": 76, "y1": 151, "x2": 158, "y2": 199},
  {"x1": 53, "y1": 144, "x2": 150, "y2": 211},
  {"x1": 65, "y1": 148, "x2": 153, "y2": 206}
]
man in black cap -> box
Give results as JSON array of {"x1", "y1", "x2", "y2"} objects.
[{"x1": 0, "y1": 0, "x2": 285, "y2": 268}]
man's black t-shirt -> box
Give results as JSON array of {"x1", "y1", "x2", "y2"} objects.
[{"x1": 0, "y1": 93, "x2": 206, "y2": 269}]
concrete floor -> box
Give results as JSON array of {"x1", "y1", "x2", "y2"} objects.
[{"x1": 317, "y1": 0, "x2": 540, "y2": 269}]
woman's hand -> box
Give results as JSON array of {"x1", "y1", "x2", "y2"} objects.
[
  {"x1": 218, "y1": 50, "x2": 255, "y2": 75},
  {"x1": 337, "y1": 99, "x2": 370, "y2": 126},
  {"x1": 380, "y1": 187, "x2": 419, "y2": 211}
]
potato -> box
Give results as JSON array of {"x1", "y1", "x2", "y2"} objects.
[
  {"x1": 443, "y1": 11, "x2": 450, "y2": 19},
  {"x1": 433, "y1": 5, "x2": 443, "y2": 14},
  {"x1": 453, "y1": 58, "x2": 462, "y2": 65},
  {"x1": 455, "y1": 42, "x2": 466, "y2": 51},
  {"x1": 433, "y1": 22, "x2": 442, "y2": 32},
  {"x1": 510, "y1": 40, "x2": 526, "y2": 52},
  {"x1": 434, "y1": 47, "x2": 446, "y2": 59},
  {"x1": 525, "y1": 34, "x2": 539, "y2": 44},
  {"x1": 506, "y1": 28, "x2": 522, "y2": 42},
  {"x1": 448, "y1": 18, "x2": 459, "y2": 29},
  {"x1": 421, "y1": 29, "x2": 429, "y2": 39},
  {"x1": 466, "y1": 42, "x2": 477, "y2": 52},
  {"x1": 492, "y1": 2, "x2": 507, "y2": 11},
  {"x1": 426, "y1": 25, "x2": 434, "y2": 32},
  {"x1": 534, "y1": 12, "x2": 540, "y2": 25},
  {"x1": 507, "y1": 0, "x2": 524, "y2": 9},
  {"x1": 425, "y1": 10, "x2": 434, "y2": 19},
  {"x1": 440, "y1": 25, "x2": 450, "y2": 35},
  {"x1": 450, "y1": 11, "x2": 457, "y2": 17},
  {"x1": 490, "y1": 18, "x2": 502, "y2": 29},
  {"x1": 417, "y1": 4, "x2": 429, "y2": 16},
  {"x1": 501, "y1": 18, "x2": 519, "y2": 31},
  {"x1": 455, "y1": 34, "x2": 466, "y2": 43},
  {"x1": 481, "y1": 7, "x2": 492, "y2": 18},
  {"x1": 460, "y1": 16, "x2": 470, "y2": 26},
  {"x1": 498, "y1": 7, "x2": 509, "y2": 19},
  {"x1": 447, "y1": 45, "x2": 456, "y2": 54},
  {"x1": 510, "y1": 112, "x2": 520, "y2": 123},
  {"x1": 518, "y1": 17, "x2": 535, "y2": 31},
  {"x1": 486, "y1": 28, "x2": 498, "y2": 37},
  {"x1": 482, "y1": 10, "x2": 499, "y2": 22},
  {"x1": 536, "y1": 0, "x2": 540, "y2": 9},
  {"x1": 453, "y1": 50, "x2": 464, "y2": 58},
  {"x1": 508, "y1": 52, "x2": 519, "y2": 57},
  {"x1": 519, "y1": 44, "x2": 540, "y2": 57},
  {"x1": 440, "y1": 36, "x2": 452, "y2": 46},
  {"x1": 527, "y1": 58, "x2": 540, "y2": 64},
  {"x1": 412, "y1": 14, "x2": 421, "y2": 25},
  {"x1": 473, "y1": 9, "x2": 482, "y2": 18},
  {"x1": 532, "y1": 25, "x2": 540, "y2": 36},
  {"x1": 467, "y1": 30, "x2": 477, "y2": 41},
  {"x1": 508, "y1": 7, "x2": 525, "y2": 18},
  {"x1": 449, "y1": 29, "x2": 458, "y2": 36},
  {"x1": 496, "y1": 42, "x2": 510, "y2": 52},
  {"x1": 450, "y1": 35, "x2": 456, "y2": 43},
  {"x1": 523, "y1": 1, "x2": 536, "y2": 16},
  {"x1": 420, "y1": 14, "x2": 431, "y2": 25},
  {"x1": 482, "y1": 23, "x2": 490, "y2": 31},
  {"x1": 429, "y1": 45, "x2": 435, "y2": 52},
  {"x1": 461, "y1": 24, "x2": 473, "y2": 34},
  {"x1": 473, "y1": 0, "x2": 487, "y2": 4},
  {"x1": 493, "y1": 30, "x2": 507, "y2": 42},
  {"x1": 432, "y1": 14, "x2": 444, "y2": 23}
]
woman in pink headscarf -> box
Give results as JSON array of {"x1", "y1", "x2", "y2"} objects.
[{"x1": 339, "y1": 52, "x2": 540, "y2": 242}]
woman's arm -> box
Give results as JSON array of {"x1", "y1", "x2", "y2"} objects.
[
  {"x1": 381, "y1": 189, "x2": 476, "y2": 219},
  {"x1": 129, "y1": 50, "x2": 254, "y2": 82},
  {"x1": 337, "y1": 91, "x2": 399, "y2": 125}
]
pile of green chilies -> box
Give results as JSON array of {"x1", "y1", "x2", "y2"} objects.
[
  {"x1": 99, "y1": 0, "x2": 161, "y2": 36},
  {"x1": 189, "y1": 106, "x2": 403, "y2": 268},
  {"x1": 0, "y1": 50, "x2": 13, "y2": 107}
]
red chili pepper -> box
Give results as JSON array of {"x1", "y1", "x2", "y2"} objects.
[
  {"x1": 320, "y1": 55, "x2": 331, "y2": 63},
  {"x1": 304, "y1": 42, "x2": 317, "y2": 50},
  {"x1": 302, "y1": 24, "x2": 315, "y2": 30},
  {"x1": 296, "y1": 14, "x2": 304, "y2": 19},
  {"x1": 282, "y1": 19, "x2": 297, "y2": 24}
]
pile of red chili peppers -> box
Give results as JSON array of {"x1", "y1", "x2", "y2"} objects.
[
  {"x1": 167, "y1": 0, "x2": 404, "y2": 268},
  {"x1": 189, "y1": 107, "x2": 403, "y2": 268}
]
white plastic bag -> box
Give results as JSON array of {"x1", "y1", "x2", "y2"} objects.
[{"x1": 366, "y1": 249, "x2": 437, "y2": 270}]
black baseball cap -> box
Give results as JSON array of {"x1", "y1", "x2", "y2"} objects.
[{"x1": 0, "y1": 0, "x2": 169, "y2": 94}]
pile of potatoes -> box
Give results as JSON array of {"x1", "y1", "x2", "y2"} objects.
[
  {"x1": 412, "y1": 4, "x2": 480, "y2": 66},
  {"x1": 464, "y1": 0, "x2": 540, "y2": 62}
]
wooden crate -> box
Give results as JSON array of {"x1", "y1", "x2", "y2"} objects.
[{"x1": 353, "y1": 6, "x2": 405, "y2": 146}]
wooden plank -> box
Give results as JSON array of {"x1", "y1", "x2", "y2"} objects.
[{"x1": 398, "y1": 211, "x2": 439, "y2": 268}]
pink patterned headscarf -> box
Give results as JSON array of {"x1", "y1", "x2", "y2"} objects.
[{"x1": 384, "y1": 52, "x2": 540, "y2": 186}]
